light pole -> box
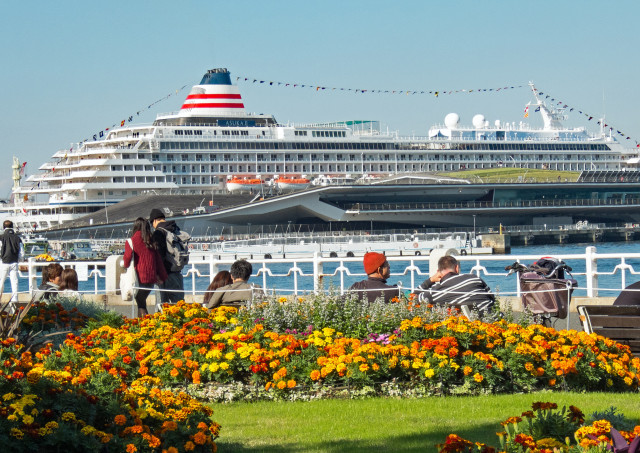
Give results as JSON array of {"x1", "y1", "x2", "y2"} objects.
[{"x1": 472, "y1": 214, "x2": 476, "y2": 250}]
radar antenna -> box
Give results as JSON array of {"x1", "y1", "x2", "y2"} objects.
[{"x1": 528, "y1": 82, "x2": 567, "y2": 130}]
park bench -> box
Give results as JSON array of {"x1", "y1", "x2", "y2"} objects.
[{"x1": 577, "y1": 305, "x2": 640, "y2": 354}]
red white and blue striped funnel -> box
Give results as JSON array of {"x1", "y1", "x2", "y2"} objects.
[{"x1": 179, "y1": 68, "x2": 245, "y2": 117}]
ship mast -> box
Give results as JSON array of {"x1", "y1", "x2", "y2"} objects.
[
  {"x1": 12, "y1": 156, "x2": 21, "y2": 189},
  {"x1": 528, "y1": 82, "x2": 567, "y2": 130}
]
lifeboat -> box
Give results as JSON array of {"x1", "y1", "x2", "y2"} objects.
[
  {"x1": 275, "y1": 176, "x2": 311, "y2": 192},
  {"x1": 226, "y1": 177, "x2": 265, "y2": 193}
]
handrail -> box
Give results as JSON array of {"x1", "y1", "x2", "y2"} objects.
[{"x1": 13, "y1": 246, "x2": 640, "y2": 300}]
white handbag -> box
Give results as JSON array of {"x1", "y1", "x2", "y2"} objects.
[{"x1": 121, "y1": 238, "x2": 139, "y2": 301}]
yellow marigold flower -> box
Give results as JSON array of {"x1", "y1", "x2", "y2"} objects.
[
  {"x1": 22, "y1": 415, "x2": 34, "y2": 425},
  {"x1": 10, "y1": 428, "x2": 24, "y2": 439},
  {"x1": 81, "y1": 426, "x2": 96, "y2": 435},
  {"x1": 45, "y1": 421, "x2": 59, "y2": 430},
  {"x1": 219, "y1": 362, "x2": 229, "y2": 370},
  {"x1": 359, "y1": 364, "x2": 370, "y2": 372},
  {"x1": 225, "y1": 352, "x2": 235, "y2": 361},
  {"x1": 424, "y1": 368, "x2": 435, "y2": 378},
  {"x1": 2, "y1": 393, "x2": 16, "y2": 401},
  {"x1": 473, "y1": 373, "x2": 484, "y2": 383},
  {"x1": 61, "y1": 412, "x2": 76, "y2": 422}
]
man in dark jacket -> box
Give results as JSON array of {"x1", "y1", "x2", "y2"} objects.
[
  {"x1": 348, "y1": 252, "x2": 400, "y2": 303},
  {"x1": 150, "y1": 208, "x2": 184, "y2": 304},
  {"x1": 413, "y1": 255, "x2": 495, "y2": 316},
  {"x1": 0, "y1": 220, "x2": 24, "y2": 303}
]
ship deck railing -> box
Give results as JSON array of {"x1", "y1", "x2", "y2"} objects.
[{"x1": 343, "y1": 197, "x2": 640, "y2": 212}]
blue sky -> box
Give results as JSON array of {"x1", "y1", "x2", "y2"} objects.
[{"x1": 1, "y1": 0, "x2": 639, "y2": 196}]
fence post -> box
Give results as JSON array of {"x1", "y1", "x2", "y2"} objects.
[
  {"x1": 313, "y1": 252, "x2": 323, "y2": 294},
  {"x1": 28, "y1": 257, "x2": 37, "y2": 296},
  {"x1": 585, "y1": 246, "x2": 598, "y2": 297}
]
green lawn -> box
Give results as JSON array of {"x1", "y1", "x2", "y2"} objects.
[
  {"x1": 212, "y1": 392, "x2": 640, "y2": 452},
  {"x1": 438, "y1": 167, "x2": 581, "y2": 183}
]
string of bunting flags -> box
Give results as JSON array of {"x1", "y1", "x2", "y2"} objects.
[
  {"x1": 236, "y1": 75, "x2": 524, "y2": 97},
  {"x1": 237, "y1": 75, "x2": 637, "y2": 146},
  {"x1": 532, "y1": 87, "x2": 638, "y2": 146},
  {"x1": 82, "y1": 84, "x2": 190, "y2": 144},
  {"x1": 76, "y1": 75, "x2": 637, "y2": 148}
]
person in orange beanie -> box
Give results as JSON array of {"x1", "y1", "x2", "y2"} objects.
[{"x1": 347, "y1": 252, "x2": 400, "y2": 303}]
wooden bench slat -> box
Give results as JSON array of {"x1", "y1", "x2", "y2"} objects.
[
  {"x1": 591, "y1": 328, "x2": 640, "y2": 340},
  {"x1": 582, "y1": 306, "x2": 640, "y2": 316},
  {"x1": 577, "y1": 305, "x2": 640, "y2": 354},
  {"x1": 588, "y1": 315, "x2": 640, "y2": 329}
]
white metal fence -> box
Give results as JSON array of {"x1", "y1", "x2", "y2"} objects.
[{"x1": 12, "y1": 246, "x2": 640, "y2": 300}]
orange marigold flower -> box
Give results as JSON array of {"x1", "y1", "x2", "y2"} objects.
[
  {"x1": 197, "y1": 422, "x2": 208, "y2": 431},
  {"x1": 114, "y1": 414, "x2": 127, "y2": 426},
  {"x1": 310, "y1": 370, "x2": 321, "y2": 381},
  {"x1": 126, "y1": 444, "x2": 137, "y2": 453},
  {"x1": 193, "y1": 431, "x2": 207, "y2": 445},
  {"x1": 192, "y1": 371, "x2": 201, "y2": 384},
  {"x1": 170, "y1": 368, "x2": 179, "y2": 377},
  {"x1": 185, "y1": 441, "x2": 195, "y2": 451},
  {"x1": 287, "y1": 379, "x2": 296, "y2": 388},
  {"x1": 277, "y1": 381, "x2": 287, "y2": 390},
  {"x1": 473, "y1": 373, "x2": 483, "y2": 383}
]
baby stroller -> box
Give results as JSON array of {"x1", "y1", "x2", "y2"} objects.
[{"x1": 505, "y1": 257, "x2": 578, "y2": 327}]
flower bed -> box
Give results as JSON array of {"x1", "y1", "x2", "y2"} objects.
[
  {"x1": 63, "y1": 301, "x2": 640, "y2": 399},
  {"x1": 2, "y1": 296, "x2": 640, "y2": 450},
  {"x1": 0, "y1": 300, "x2": 220, "y2": 452},
  {"x1": 438, "y1": 401, "x2": 640, "y2": 452}
]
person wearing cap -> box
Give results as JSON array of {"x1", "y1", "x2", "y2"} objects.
[
  {"x1": 149, "y1": 208, "x2": 185, "y2": 304},
  {"x1": 348, "y1": 252, "x2": 400, "y2": 304}
]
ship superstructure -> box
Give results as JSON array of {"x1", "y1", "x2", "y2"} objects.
[{"x1": 4, "y1": 69, "x2": 636, "y2": 230}]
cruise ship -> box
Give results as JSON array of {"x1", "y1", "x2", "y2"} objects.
[{"x1": 3, "y1": 68, "x2": 638, "y2": 231}]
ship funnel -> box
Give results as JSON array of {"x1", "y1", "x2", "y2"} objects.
[{"x1": 179, "y1": 68, "x2": 246, "y2": 117}]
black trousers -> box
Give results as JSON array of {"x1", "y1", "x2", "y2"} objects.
[{"x1": 135, "y1": 282, "x2": 155, "y2": 311}]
